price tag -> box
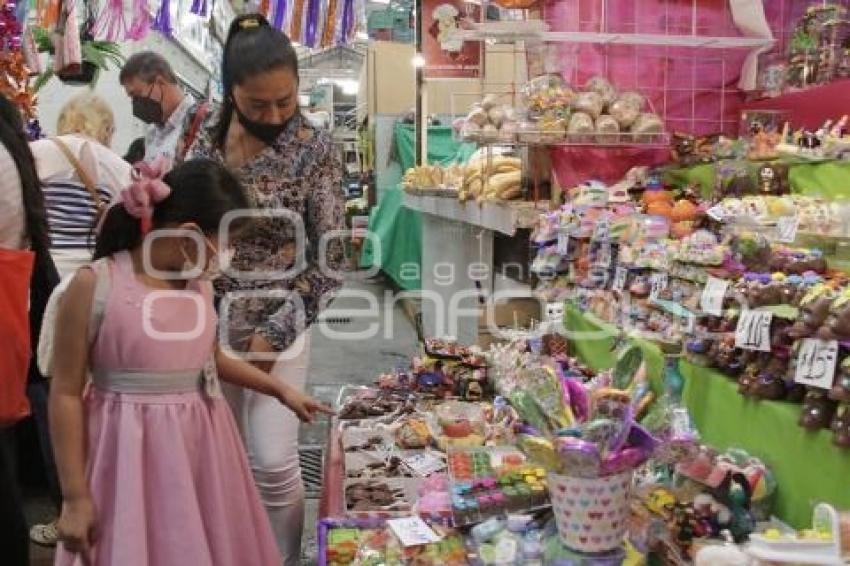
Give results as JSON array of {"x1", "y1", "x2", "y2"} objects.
[
  {"x1": 557, "y1": 232, "x2": 569, "y2": 255},
  {"x1": 735, "y1": 310, "x2": 773, "y2": 352},
  {"x1": 612, "y1": 267, "x2": 628, "y2": 292},
  {"x1": 593, "y1": 218, "x2": 610, "y2": 242},
  {"x1": 706, "y1": 205, "x2": 726, "y2": 222},
  {"x1": 402, "y1": 452, "x2": 446, "y2": 477},
  {"x1": 776, "y1": 215, "x2": 799, "y2": 243},
  {"x1": 649, "y1": 273, "x2": 668, "y2": 302},
  {"x1": 700, "y1": 276, "x2": 729, "y2": 316},
  {"x1": 596, "y1": 242, "x2": 612, "y2": 267},
  {"x1": 387, "y1": 517, "x2": 442, "y2": 547},
  {"x1": 794, "y1": 338, "x2": 839, "y2": 390},
  {"x1": 685, "y1": 312, "x2": 696, "y2": 334}
]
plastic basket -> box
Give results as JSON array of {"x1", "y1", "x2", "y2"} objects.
[{"x1": 548, "y1": 471, "x2": 632, "y2": 554}]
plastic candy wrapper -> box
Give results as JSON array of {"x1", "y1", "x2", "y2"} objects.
[
  {"x1": 516, "y1": 434, "x2": 560, "y2": 471},
  {"x1": 586, "y1": 76, "x2": 617, "y2": 108},
  {"x1": 641, "y1": 397, "x2": 700, "y2": 465},
  {"x1": 521, "y1": 73, "x2": 575, "y2": 120}
]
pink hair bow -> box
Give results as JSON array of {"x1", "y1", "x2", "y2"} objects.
[{"x1": 122, "y1": 157, "x2": 172, "y2": 235}]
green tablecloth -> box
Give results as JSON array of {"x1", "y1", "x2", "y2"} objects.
[
  {"x1": 564, "y1": 306, "x2": 850, "y2": 529},
  {"x1": 681, "y1": 361, "x2": 850, "y2": 529},
  {"x1": 360, "y1": 124, "x2": 476, "y2": 290},
  {"x1": 664, "y1": 160, "x2": 850, "y2": 198}
]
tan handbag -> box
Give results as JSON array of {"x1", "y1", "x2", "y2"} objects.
[{"x1": 50, "y1": 137, "x2": 105, "y2": 221}]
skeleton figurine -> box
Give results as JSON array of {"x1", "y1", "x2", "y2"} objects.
[{"x1": 543, "y1": 301, "x2": 569, "y2": 358}]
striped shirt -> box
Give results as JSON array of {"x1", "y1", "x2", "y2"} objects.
[{"x1": 43, "y1": 181, "x2": 113, "y2": 249}]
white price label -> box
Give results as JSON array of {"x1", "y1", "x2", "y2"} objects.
[
  {"x1": 706, "y1": 205, "x2": 726, "y2": 221},
  {"x1": 612, "y1": 267, "x2": 628, "y2": 291},
  {"x1": 402, "y1": 452, "x2": 446, "y2": 477},
  {"x1": 593, "y1": 218, "x2": 610, "y2": 242},
  {"x1": 794, "y1": 338, "x2": 839, "y2": 390},
  {"x1": 700, "y1": 276, "x2": 730, "y2": 316},
  {"x1": 557, "y1": 232, "x2": 569, "y2": 255},
  {"x1": 387, "y1": 517, "x2": 442, "y2": 547},
  {"x1": 596, "y1": 242, "x2": 612, "y2": 267},
  {"x1": 685, "y1": 312, "x2": 696, "y2": 334},
  {"x1": 649, "y1": 273, "x2": 668, "y2": 302},
  {"x1": 735, "y1": 310, "x2": 773, "y2": 352},
  {"x1": 776, "y1": 216, "x2": 799, "y2": 243}
]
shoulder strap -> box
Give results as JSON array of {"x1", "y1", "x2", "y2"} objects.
[
  {"x1": 87, "y1": 258, "x2": 112, "y2": 346},
  {"x1": 50, "y1": 137, "x2": 105, "y2": 218},
  {"x1": 179, "y1": 102, "x2": 209, "y2": 161}
]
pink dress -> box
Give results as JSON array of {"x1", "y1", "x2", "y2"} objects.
[{"x1": 55, "y1": 252, "x2": 281, "y2": 566}]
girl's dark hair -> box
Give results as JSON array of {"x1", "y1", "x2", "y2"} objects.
[
  {"x1": 94, "y1": 159, "x2": 249, "y2": 259},
  {"x1": 0, "y1": 95, "x2": 50, "y2": 255},
  {"x1": 214, "y1": 13, "x2": 300, "y2": 148},
  {"x1": 0, "y1": 94, "x2": 59, "y2": 370}
]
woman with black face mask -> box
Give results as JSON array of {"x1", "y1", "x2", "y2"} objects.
[{"x1": 185, "y1": 13, "x2": 345, "y2": 566}]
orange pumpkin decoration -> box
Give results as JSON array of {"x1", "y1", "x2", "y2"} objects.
[
  {"x1": 670, "y1": 199, "x2": 699, "y2": 222},
  {"x1": 671, "y1": 221, "x2": 695, "y2": 239},
  {"x1": 646, "y1": 201, "x2": 673, "y2": 218},
  {"x1": 642, "y1": 188, "x2": 674, "y2": 205}
]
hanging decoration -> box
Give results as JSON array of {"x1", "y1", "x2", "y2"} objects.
[
  {"x1": 291, "y1": 0, "x2": 305, "y2": 42},
  {"x1": 190, "y1": 0, "x2": 209, "y2": 18},
  {"x1": 35, "y1": 0, "x2": 62, "y2": 29},
  {"x1": 152, "y1": 0, "x2": 173, "y2": 36},
  {"x1": 338, "y1": 0, "x2": 353, "y2": 46},
  {"x1": 95, "y1": 0, "x2": 128, "y2": 41},
  {"x1": 273, "y1": 0, "x2": 287, "y2": 31},
  {"x1": 0, "y1": 1, "x2": 36, "y2": 119},
  {"x1": 322, "y1": 0, "x2": 337, "y2": 47},
  {"x1": 304, "y1": 0, "x2": 319, "y2": 47},
  {"x1": 127, "y1": 0, "x2": 151, "y2": 40}
]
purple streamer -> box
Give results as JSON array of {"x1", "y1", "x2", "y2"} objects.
[
  {"x1": 190, "y1": 0, "x2": 208, "y2": 17},
  {"x1": 304, "y1": 0, "x2": 319, "y2": 47},
  {"x1": 339, "y1": 0, "x2": 353, "y2": 46},
  {"x1": 273, "y1": 0, "x2": 287, "y2": 30},
  {"x1": 152, "y1": 0, "x2": 173, "y2": 36}
]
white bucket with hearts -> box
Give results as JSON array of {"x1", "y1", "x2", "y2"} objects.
[{"x1": 548, "y1": 471, "x2": 633, "y2": 553}]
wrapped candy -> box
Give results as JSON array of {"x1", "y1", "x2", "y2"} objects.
[
  {"x1": 573, "y1": 91, "x2": 604, "y2": 119},
  {"x1": 609, "y1": 98, "x2": 640, "y2": 129},
  {"x1": 618, "y1": 91, "x2": 645, "y2": 111},
  {"x1": 521, "y1": 73, "x2": 575, "y2": 120},
  {"x1": 586, "y1": 76, "x2": 617, "y2": 108},
  {"x1": 567, "y1": 112, "x2": 594, "y2": 140},
  {"x1": 595, "y1": 114, "x2": 620, "y2": 142},
  {"x1": 631, "y1": 112, "x2": 664, "y2": 142}
]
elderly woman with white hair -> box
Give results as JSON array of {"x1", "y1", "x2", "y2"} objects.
[{"x1": 30, "y1": 91, "x2": 131, "y2": 278}]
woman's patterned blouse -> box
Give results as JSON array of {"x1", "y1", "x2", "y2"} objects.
[{"x1": 188, "y1": 109, "x2": 345, "y2": 352}]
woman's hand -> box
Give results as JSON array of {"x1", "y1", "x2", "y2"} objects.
[
  {"x1": 277, "y1": 385, "x2": 335, "y2": 424},
  {"x1": 57, "y1": 496, "x2": 96, "y2": 554}
]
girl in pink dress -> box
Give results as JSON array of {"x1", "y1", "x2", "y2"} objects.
[{"x1": 48, "y1": 158, "x2": 333, "y2": 566}]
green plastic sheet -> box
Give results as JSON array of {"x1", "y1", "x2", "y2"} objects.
[
  {"x1": 562, "y1": 305, "x2": 850, "y2": 529},
  {"x1": 663, "y1": 160, "x2": 850, "y2": 198},
  {"x1": 564, "y1": 304, "x2": 666, "y2": 397},
  {"x1": 360, "y1": 125, "x2": 476, "y2": 290},
  {"x1": 681, "y1": 361, "x2": 850, "y2": 529}
]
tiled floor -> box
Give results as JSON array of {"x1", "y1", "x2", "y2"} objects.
[{"x1": 22, "y1": 278, "x2": 418, "y2": 565}]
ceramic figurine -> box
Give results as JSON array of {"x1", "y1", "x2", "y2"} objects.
[
  {"x1": 829, "y1": 357, "x2": 850, "y2": 402},
  {"x1": 831, "y1": 403, "x2": 850, "y2": 448},
  {"x1": 799, "y1": 389, "x2": 837, "y2": 430}
]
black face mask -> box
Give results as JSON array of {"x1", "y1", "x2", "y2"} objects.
[
  {"x1": 132, "y1": 84, "x2": 164, "y2": 125},
  {"x1": 233, "y1": 102, "x2": 289, "y2": 145}
]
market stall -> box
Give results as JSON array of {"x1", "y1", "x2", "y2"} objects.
[{"x1": 330, "y1": 1, "x2": 850, "y2": 563}]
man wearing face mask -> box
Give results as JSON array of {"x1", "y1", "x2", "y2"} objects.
[{"x1": 119, "y1": 52, "x2": 207, "y2": 163}]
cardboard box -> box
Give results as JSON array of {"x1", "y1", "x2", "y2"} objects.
[{"x1": 476, "y1": 297, "x2": 544, "y2": 349}]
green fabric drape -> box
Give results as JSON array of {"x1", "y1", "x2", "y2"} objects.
[
  {"x1": 360, "y1": 124, "x2": 476, "y2": 290},
  {"x1": 663, "y1": 160, "x2": 850, "y2": 199}
]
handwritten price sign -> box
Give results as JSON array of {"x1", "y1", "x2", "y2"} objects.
[
  {"x1": 612, "y1": 267, "x2": 628, "y2": 292},
  {"x1": 649, "y1": 273, "x2": 668, "y2": 302},
  {"x1": 794, "y1": 338, "x2": 839, "y2": 390},
  {"x1": 700, "y1": 276, "x2": 729, "y2": 316},
  {"x1": 776, "y1": 215, "x2": 799, "y2": 244},
  {"x1": 735, "y1": 310, "x2": 773, "y2": 351},
  {"x1": 557, "y1": 232, "x2": 569, "y2": 255}
]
